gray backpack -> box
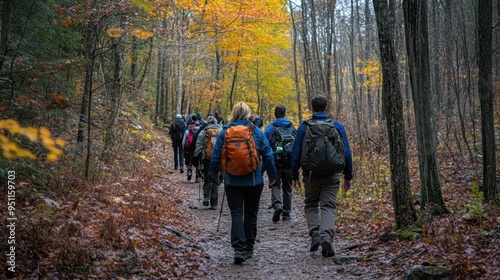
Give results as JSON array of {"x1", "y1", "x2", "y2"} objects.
[{"x1": 300, "y1": 119, "x2": 345, "y2": 176}]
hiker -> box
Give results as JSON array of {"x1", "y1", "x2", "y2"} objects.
[
  {"x1": 168, "y1": 114, "x2": 186, "y2": 173},
  {"x1": 249, "y1": 115, "x2": 263, "y2": 129},
  {"x1": 214, "y1": 111, "x2": 224, "y2": 125},
  {"x1": 291, "y1": 94, "x2": 353, "y2": 258},
  {"x1": 264, "y1": 104, "x2": 297, "y2": 222},
  {"x1": 182, "y1": 114, "x2": 201, "y2": 181},
  {"x1": 196, "y1": 112, "x2": 206, "y2": 126},
  {"x1": 194, "y1": 116, "x2": 222, "y2": 210},
  {"x1": 207, "y1": 102, "x2": 278, "y2": 265}
]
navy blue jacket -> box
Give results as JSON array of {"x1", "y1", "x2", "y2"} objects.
[
  {"x1": 264, "y1": 117, "x2": 294, "y2": 143},
  {"x1": 208, "y1": 119, "x2": 278, "y2": 186},
  {"x1": 291, "y1": 112, "x2": 353, "y2": 181}
]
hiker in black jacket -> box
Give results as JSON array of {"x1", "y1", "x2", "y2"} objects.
[{"x1": 168, "y1": 114, "x2": 186, "y2": 173}]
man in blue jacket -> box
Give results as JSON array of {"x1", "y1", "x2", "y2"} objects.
[
  {"x1": 265, "y1": 104, "x2": 296, "y2": 222},
  {"x1": 291, "y1": 94, "x2": 353, "y2": 258}
]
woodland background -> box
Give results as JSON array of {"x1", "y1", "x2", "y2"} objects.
[{"x1": 0, "y1": 0, "x2": 499, "y2": 278}]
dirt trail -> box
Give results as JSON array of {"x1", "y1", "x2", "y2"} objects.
[{"x1": 169, "y1": 169, "x2": 381, "y2": 279}]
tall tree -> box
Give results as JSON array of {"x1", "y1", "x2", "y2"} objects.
[
  {"x1": 477, "y1": 0, "x2": 497, "y2": 201},
  {"x1": 0, "y1": 0, "x2": 14, "y2": 75},
  {"x1": 373, "y1": 0, "x2": 417, "y2": 229},
  {"x1": 403, "y1": 0, "x2": 448, "y2": 214}
]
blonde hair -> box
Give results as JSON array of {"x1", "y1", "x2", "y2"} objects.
[{"x1": 228, "y1": 102, "x2": 252, "y2": 123}]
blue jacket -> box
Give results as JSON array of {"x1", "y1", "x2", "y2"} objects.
[
  {"x1": 208, "y1": 119, "x2": 278, "y2": 186},
  {"x1": 291, "y1": 112, "x2": 353, "y2": 181},
  {"x1": 264, "y1": 117, "x2": 294, "y2": 143}
]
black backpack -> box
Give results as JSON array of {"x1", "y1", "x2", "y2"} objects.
[
  {"x1": 300, "y1": 119, "x2": 345, "y2": 175},
  {"x1": 271, "y1": 124, "x2": 296, "y2": 168},
  {"x1": 172, "y1": 120, "x2": 185, "y2": 142}
]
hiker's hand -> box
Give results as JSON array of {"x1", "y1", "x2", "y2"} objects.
[
  {"x1": 343, "y1": 180, "x2": 351, "y2": 194},
  {"x1": 269, "y1": 179, "x2": 277, "y2": 187}
]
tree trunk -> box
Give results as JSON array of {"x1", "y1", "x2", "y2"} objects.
[
  {"x1": 229, "y1": 50, "x2": 241, "y2": 110},
  {"x1": 130, "y1": 35, "x2": 138, "y2": 88},
  {"x1": 288, "y1": 0, "x2": 303, "y2": 122},
  {"x1": 175, "y1": 36, "x2": 184, "y2": 116},
  {"x1": 104, "y1": 35, "x2": 125, "y2": 160},
  {"x1": 300, "y1": 0, "x2": 313, "y2": 99},
  {"x1": 77, "y1": 18, "x2": 95, "y2": 147},
  {"x1": 477, "y1": 0, "x2": 497, "y2": 201},
  {"x1": 0, "y1": 0, "x2": 13, "y2": 75},
  {"x1": 403, "y1": 0, "x2": 448, "y2": 214},
  {"x1": 373, "y1": 0, "x2": 417, "y2": 229},
  {"x1": 155, "y1": 43, "x2": 163, "y2": 126}
]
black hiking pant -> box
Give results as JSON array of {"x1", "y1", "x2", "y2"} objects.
[
  {"x1": 201, "y1": 159, "x2": 220, "y2": 206},
  {"x1": 271, "y1": 169, "x2": 292, "y2": 215},
  {"x1": 172, "y1": 141, "x2": 184, "y2": 169},
  {"x1": 225, "y1": 183, "x2": 263, "y2": 254}
]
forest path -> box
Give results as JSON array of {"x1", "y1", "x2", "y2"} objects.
[{"x1": 166, "y1": 163, "x2": 381, "y2": 279}]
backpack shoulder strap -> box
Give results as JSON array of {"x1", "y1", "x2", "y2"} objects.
[{"x1": 248, "y1": 123, "x2": 255, "y2": 135}]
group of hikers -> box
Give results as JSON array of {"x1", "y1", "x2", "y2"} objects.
[{"x1": 168, "y1": 94, "x2": 353, "y2": 265}]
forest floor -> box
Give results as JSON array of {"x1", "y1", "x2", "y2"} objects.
[
  {"x1": 3, "y1": 128, "x2": 500, "y2": 279},
  {"x1": 171, "y1": 165, "x2": 382, "y2": 279},
  {"x1": 154, "y1": 139, "x2": 500, "y2": 279}
]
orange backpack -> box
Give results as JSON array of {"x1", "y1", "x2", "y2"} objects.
[
  {"x1": 221, "y1": 124, "x2": 260, "y2": 175},
  {"x1": 204, "y1": 127, "x2": 221, "y2": 160}
]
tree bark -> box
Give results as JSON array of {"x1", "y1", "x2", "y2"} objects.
[
  {"x1": 373, "y1": 0, "x2": 417, "y2": 229},
  {"x1": 288, "y1": 0, "x2": 303, "y2": 122},
  {"x1": 0, "y1": 0, "x2": 14, "y2": 75},
  {"x1": 403, "y1": 0, "x2": 448, "y2": 214},
  {"x1": 229, "y1": 50, "x2": 241, "y2": 110},
  {"x1": 477, "y1": 0, "x2": 497, "y2": 201},
  {"x1": 77, "y1": 17, "x2": 95, "y2": 147}
]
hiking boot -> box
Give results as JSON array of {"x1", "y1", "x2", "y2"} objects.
[
  {"x1": 195, "y1": 177, "x2": 200, "y2": 183},
  {"x1": 282, "y1": 213, "x2": 291, "y2": 221},
  {"x1": 246, "y1": 250, "x2": 254, "y2": 259},
  {"x1": 174, "y1": 166, "x2": 178, "y2": 170},
  {"x1": 209, "y1": 205, "x2": 217, "y2": 210},
  {"x1": 234, "y1": 251, "x2": 246, "y2": 264},
  {"x1": 272, "y1": 203, "x2": 283, "y2": 223},
  {"x1": 180, "y1": 168, "x2": 184, "y2": 173},
  {"x1": 187, "y1": 170, "x2": 192, "y2": 181},
  {"x1": 310, "y1": 233, "x2": 321, "y2": 252},
  {"x1": 321, "y1": 236, "x2": 335, "y2": 257},
  {"x1": 203, "y1": 198, "x2": 209, "y2": 206},
  {"x1": 187, "y1": 175, "x2": 192, "y2": 181}
]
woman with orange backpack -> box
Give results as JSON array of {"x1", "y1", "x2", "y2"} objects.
[{"x1": 207, "y1": 102, "x2": 277, "y2": 264}]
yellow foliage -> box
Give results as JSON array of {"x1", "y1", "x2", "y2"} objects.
[
  {"x1": 132, "y1": 28, "x2": 154, "y2": 40},
  {"x1": 356, "y1": 58, "x2": 382, "y2": 89},
  {"x1": 142, "y1": 133, "x2": 152, "y2": 142},
  {"x1": 0, "y1": 119, "x2": 65, "y2": 161},
  {"x1": 107, "y1": 28, "x2": 126, "y2": 38},
  {"x1": 138, "y1": 154, "x2": 150, "y2": 162}
]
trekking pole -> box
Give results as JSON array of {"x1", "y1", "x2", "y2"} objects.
[
  {"x1": 217, "y1": 188, "x2": 226, "y2": 232},
  {"x1": 197, "y1": 162, "x2": 203, "y2": 202},
  {"x1": 198, "y1": 179, "x2": 202, "y2": 202}
]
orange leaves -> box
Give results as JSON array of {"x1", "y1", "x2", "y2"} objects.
[
  {"x1": 131, "y1": 28, "x2": 154, "y2": 39},
  {"x1": 107, "y1": 27, "x2": 154, "y2": 39},
  {"x1": 107, "y1": 28, "x2": 126, "y2": 38}
]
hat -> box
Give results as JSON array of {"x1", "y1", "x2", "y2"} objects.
[
  {"x1": 191, "y1": 114, "x2": 198, "y2": 121},
  {"x1": 175, "y1": 114, "x2": 182, "y2": 119},
  {"x1": 207, "y1": 116, "x2": 218, "y2": 124}
]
